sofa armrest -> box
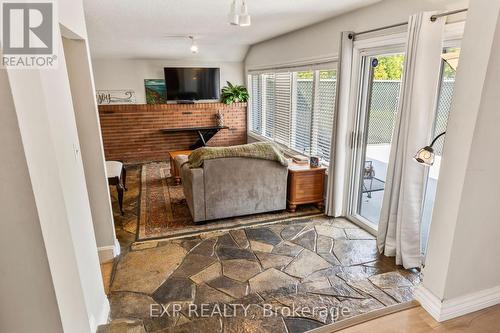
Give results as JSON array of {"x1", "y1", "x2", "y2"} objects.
[{"x1": 181, "y1": 164, "x2": 205, "y2": 222}]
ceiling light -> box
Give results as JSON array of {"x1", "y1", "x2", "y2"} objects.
[
  {"x1": 238, "y1": 0, "x2": 251, "y2": 27},
  {"x1": 189, "y1": 36, "x2": 199, "y2": 54},
  {"x1": 228, "y1": 0, "x2": 239, "y2": 26}
]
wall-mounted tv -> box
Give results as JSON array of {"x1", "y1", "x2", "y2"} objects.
[{"x1": 164, "y1": 67, "x2": 220, "y2": 101}]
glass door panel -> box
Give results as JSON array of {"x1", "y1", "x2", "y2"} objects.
[{"x1": 351, "y1": 52, "x2": 405, "y2": 229}]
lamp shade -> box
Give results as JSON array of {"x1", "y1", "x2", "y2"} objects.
[
  {"x1": 414, "y1": 146, "x2": 435, "y2": 166},
  {"x1": 239, "y1": 1, "x2": 251, "y2": 26},
  {"x1": 228, "y1": 0, "x2": 239, "y2": 25}
]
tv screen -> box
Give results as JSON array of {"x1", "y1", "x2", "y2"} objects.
[{"x1": 164, "y1": 67, "x2": 220, "y2": 101}]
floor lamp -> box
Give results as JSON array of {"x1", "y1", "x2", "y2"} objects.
[{"x1": 414, "y1": 131, "x2": 446, "y2": 166}]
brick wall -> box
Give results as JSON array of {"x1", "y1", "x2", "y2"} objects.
[{"x1": 98, "y1": 103, "x2": 247, "y2": 163}]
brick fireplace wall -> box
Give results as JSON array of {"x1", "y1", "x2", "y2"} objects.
[{"x1": 98, "y1": 103, "x2": 247, "y2": 163}]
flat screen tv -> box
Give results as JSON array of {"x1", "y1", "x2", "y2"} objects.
[{"x1": 164, "y1": 67, "x2": 220, "y2": 101}]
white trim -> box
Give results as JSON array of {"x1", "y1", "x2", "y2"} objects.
[
  {"x1": 247, "y1": 54, "x2": 338, "y2": 73},
  {"x1": 97, "y1": 237, "x2": 120, "y2": 263},
  {"x1": 346, "y1": 37, "x2": 406, "y2": 230},
  {"x1": 414, "y1": 284, "x2": 500, "y2": 322},
  {"x1": 353, "y1": 32, "x2": 407, "y2": 52},
  {"x1": 90, "y1": 297, "x2": 110, "y2": 332},
  {"x1": 443, "y1": 21, "x2": 465, "y2": 42},
  {"x1": 353, "y1": 24, "x2": 408, "y2": 42}
]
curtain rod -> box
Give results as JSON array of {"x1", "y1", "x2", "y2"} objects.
[
  {"x1": 348, "y1": 22, "x2": 407, "y2": 39},
  {"x1": 430, "y1": 8, "x2": 468, "y2": 22},
  {"x1": 349, "y1": 8, "x2": 468, "y2": 39}
]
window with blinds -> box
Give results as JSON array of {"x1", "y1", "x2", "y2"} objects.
[
  {"x1": 250, "y1": 74, "x2": 262, "y2": 135},
  {"x1": 263, "y1": 73, "x2": 275, "y2": 138},
  {"x1": 273, "y1": 72, "x2": 292, "y2": 146},
  {"x1": 248, "y1": 64, "x2": 337, "y2": 164}
]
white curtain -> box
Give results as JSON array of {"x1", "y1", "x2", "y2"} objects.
[
  {"x1": 377, "y1": 12, "x2": 445, "y2": 269},
  {"x1": 326, "y1": 31, "x2": 354, "y2": 217}
]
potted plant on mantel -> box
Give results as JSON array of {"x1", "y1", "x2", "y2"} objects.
[{"x1": 220, "y1": 81, "x2": 249, "y2": 105}]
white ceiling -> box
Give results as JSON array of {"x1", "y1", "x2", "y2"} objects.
[{"x1": 83, "y1": 0, "x2": 380, "y2": 61}]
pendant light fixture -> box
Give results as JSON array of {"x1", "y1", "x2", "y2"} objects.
[
  {"x1": 189, "y1": 36, "x2": 199, "y2": 54},
  {"x1": 238, "y1": 0, "x2": 251, "y2": 27},
  {"x1": 228, "y1": 0, "x2": 251, "y2": 27},
  {"x1": 228, "y1": 0, "x2": 239, "y2": 26}
]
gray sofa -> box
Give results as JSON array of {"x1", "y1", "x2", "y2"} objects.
[{"x1": 175, "y1": 155, "x2": 288, "y2": 222}]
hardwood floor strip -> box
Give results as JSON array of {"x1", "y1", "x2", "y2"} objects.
[{"x1": 308, "y1": 301, "x2": 420, "y2": 333}]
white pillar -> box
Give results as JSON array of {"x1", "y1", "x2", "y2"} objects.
[
  {"x1": 1, "y1": 9, "x2": 110, "y2": 332},
  {"x1": 0, "y1": 60, "x2": 65, "y2": 333},
  {"x1": 416, "y1": 0, "x2": 500, "y2": 321}
]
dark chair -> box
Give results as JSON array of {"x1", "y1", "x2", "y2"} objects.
[{"x1": 106, "y1": 161, "x2": 127, "y2": 215}]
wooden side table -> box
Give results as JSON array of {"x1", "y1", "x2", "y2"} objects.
[
  {"x1": 287, "y1": 162, "x2": 326, "y2": 212},
  {"x1": 168, "y1": 150, "x2": 193, "y2": 185}
]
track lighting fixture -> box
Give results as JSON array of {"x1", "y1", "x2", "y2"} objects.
[
  {"x1": 228, "y1": 0, "x2": 251, "y2": 27},
  {"x1": 189, "y1": 36, "x2": 199, "y2": 54},
  {"x1": 239, "y1": 1, "x2": 251, "y2": 26},
  {"x1": 228, "y1": 0, "x2": 239, "y2": 25}
]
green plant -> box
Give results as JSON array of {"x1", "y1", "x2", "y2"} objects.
[{"x1": 221, "y1": 81, "x2": 249, "y2": 105}]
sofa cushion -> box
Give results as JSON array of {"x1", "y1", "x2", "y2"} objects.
[{"x1": 203, "y1": 157, "x2": 287, "y2": 220}]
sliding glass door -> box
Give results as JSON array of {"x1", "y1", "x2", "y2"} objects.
[{"x1": 349, "y1": 50, "x2": 405, "y2": 230}]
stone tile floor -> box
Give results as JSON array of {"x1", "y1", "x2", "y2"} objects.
[
  {"x1": 99, "y1": 166, "x2": 419, "y2": 333},
  {"x1": 100, "y1": 218, "x2": 419, "y2": 333}
]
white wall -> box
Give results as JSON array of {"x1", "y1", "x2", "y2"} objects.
[
  {"x1": 92, "y1": 58, "x2": 245, "y2": 104},
  {"x1": 0, "y1": 0, "x2": 110, "y2": 331},
  {"x1": 0, "y1": 63, "x2": 64, "y2": 333},
  {"x1": 64, "y1": 38, "x2": 119, "y2": 262},
  {"x1": 419, "y1": 0, "x2": 500, "y2": 313},
  {"x1": 245, "y1": 0, "x2": 467, "y2": 69},
  {"x1": 6, "y1": 35, "x2": 108, "y2": 333}
]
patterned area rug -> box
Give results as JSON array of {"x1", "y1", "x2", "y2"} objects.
[{"x1": 137, "y1": 162, "x2": 322, "y2": 241}]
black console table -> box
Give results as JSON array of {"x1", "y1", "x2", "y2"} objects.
[{"x1": 161, "y1": 126, "x2": 229, "y2": 149}]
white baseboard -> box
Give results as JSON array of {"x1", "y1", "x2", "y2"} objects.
[
  {"x1": 91, "y1": 296, "x2": 110, "y2": 332},
  {"x1": 97, "y1": 238, "x2": 121, "y2": 263},
  {"x1": 414, "y1": 284, "x2": 500, "y2": 322}
]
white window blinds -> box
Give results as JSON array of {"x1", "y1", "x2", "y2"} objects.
[
  {"x1": 248, "y1": 63, "x2": 337, "y2": 164},
  {"x1": 312, "y1": 70, "x2": 337, "y2": 162},
  {"x1": 274, "y1": 72, "x2": 292, "y2": 146},
  {"x1": 263, "y1": 73, "x2": 275, "y2": 138},
  {"x1": 250, "y1": 74, "x2": 262, "y2": 135},
  {"x1": 292, "y1": 71, "x2": 314, "y2": 154}
]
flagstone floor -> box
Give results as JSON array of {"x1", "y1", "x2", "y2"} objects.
[{"x1": 99, "y1": 166, "x2": 419, "y2": 333}]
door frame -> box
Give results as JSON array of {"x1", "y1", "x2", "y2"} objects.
[{"x1": 345, "y1": 32, "x2": 407, "y2": 234}]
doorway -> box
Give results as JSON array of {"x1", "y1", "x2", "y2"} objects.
[{"x1": 348, "y1": 49, "x2": 405, "y2": 231}]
